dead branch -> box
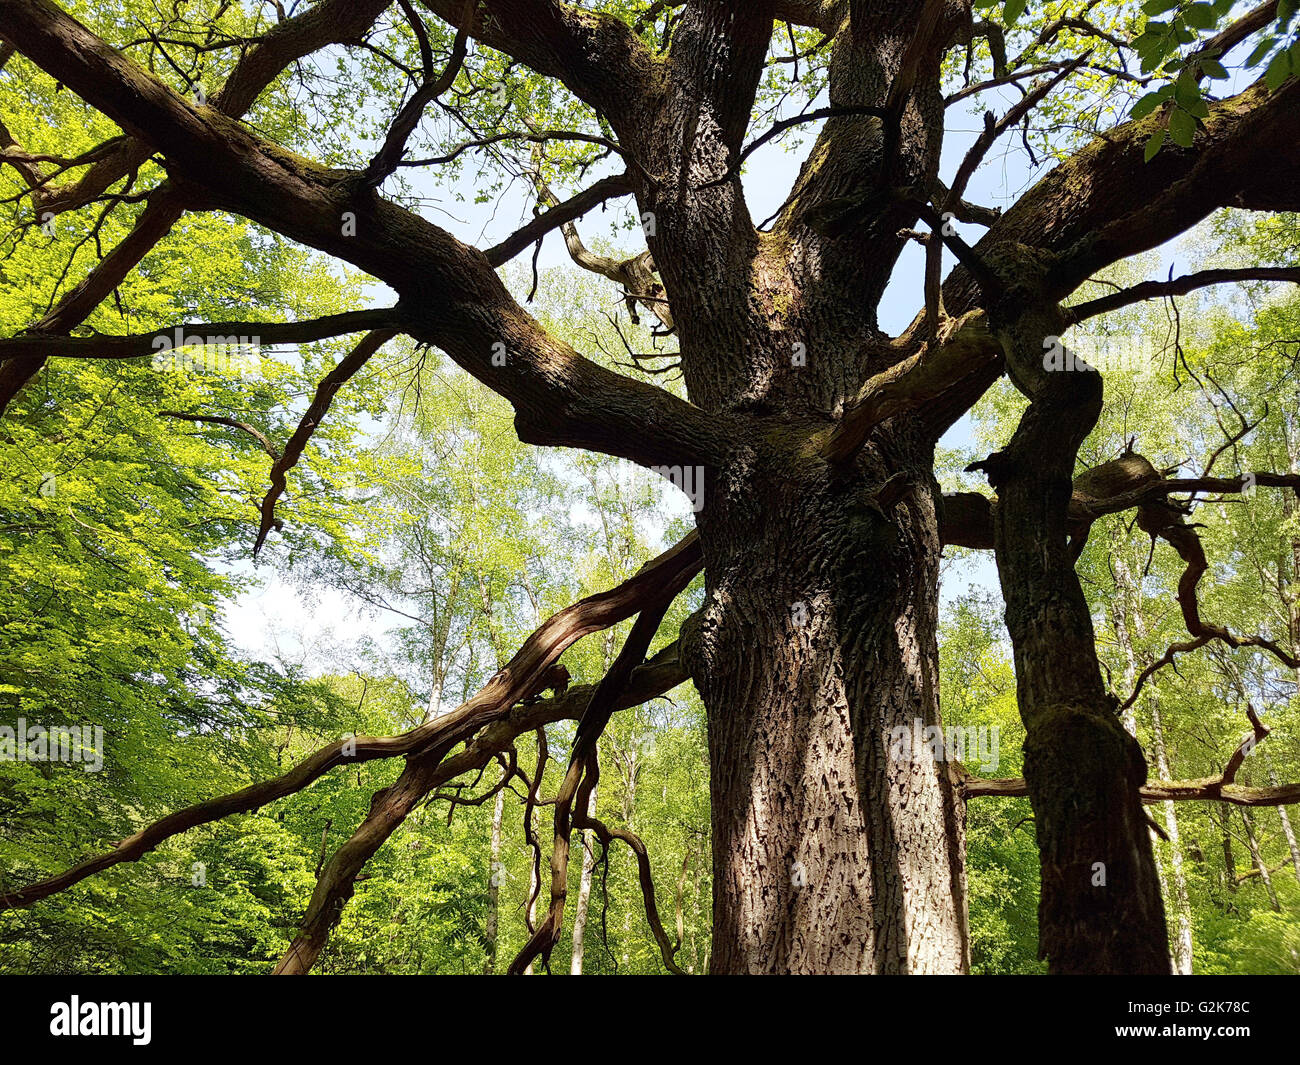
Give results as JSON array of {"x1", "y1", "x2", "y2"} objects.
[{"x1": 252, "y1": 328, "x2": 397, "y2": 555}]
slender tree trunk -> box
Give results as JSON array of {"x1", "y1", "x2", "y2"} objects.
[
  {"x1": 1282, "y1": 409, "x2": 1300, "y2": 671},
  {"x1": 484, "y1": 787, "x2": 505, "y2": 974},
  {"x1": 569, "y1": 785, "x2": 597, "y2": 974},
  {"x1": 1220, "y1": 804, "x2": 1239, "y2": 894},
  {"x1": 1110, "y1": 534, "x2": 1140, "y2": 738},
  {"x1": 618, "y1": 752, "x2": 638, "y2": 968},
  {"x1": 1267, "y1": 759, "x2": 1300, "y2": 885},
  {"x1": 1242, "y1": 808, "x2": 1281, "y2": 911},
  {"x1": 1150, "y1": 699, "x2": 1194, "y2": 974},
  {"x1": 1278, "y1": 410, "x2": 1300, "y2": 886}
]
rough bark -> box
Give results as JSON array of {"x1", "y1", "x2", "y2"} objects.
[{"x1": 683, "y1": 425, "x2": 968, "y2": 973}]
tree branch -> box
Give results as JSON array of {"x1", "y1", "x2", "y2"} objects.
[
  {"x1": 0, "y1": 534, "x2": 701, "y2": 913},
  {"x1": 484, "y1": 171, "x2": 634, "y2": 267},
  {"x1": 1064, "y1": 267, "x2": 1300, "y2": 324},
  {"x1": 157, "y1": 410, "x2": 280, "y2": 460},
  {"x1": 962, "y1": 707, "x2": 1287, "y2": 807},
  {"x1": 962, "y1": 775, "x2": 1300, "y2": 807},
  {"x1": 0, "y1": 0, "x2": 393, "y2": 414},
  {"x1": 0, "y1": 0, "x2": 732, "y2": 471},
  {"x1": 253, "y1": 328, "x2": 397, "y2": 555},
  {"x1": 0, "y1": 309, "x2": 402, "y2": 361}
]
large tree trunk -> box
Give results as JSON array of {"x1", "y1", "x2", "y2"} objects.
[
  {"x1": 683, "y1": 430, "x2": 969, "y2": 974},
  {"x1": 19, "y1": 0, "x2": 1300, "y2": 979}
]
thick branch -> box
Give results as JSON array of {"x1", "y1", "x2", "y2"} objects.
[
  {"x1": 827, "y1": 309, "x2": 991, "y2": 461},
  {"x1": 6, "y1": 0, "x2": 391, "y2": 218},
  {"x1": 416, "y1": 0, "x2": 658, "y2": 127},
  {"x1": 924, "y1": 73, "x2": 1300, "y2": 435}
]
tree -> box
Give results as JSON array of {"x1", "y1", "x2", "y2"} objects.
[{"x1": 3, "y1": 0, "x2": 1300, "y2": 975}]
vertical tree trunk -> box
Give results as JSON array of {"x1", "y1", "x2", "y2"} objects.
[
  {"x1": 1282, "y1": 410, "x2": 1300, "y2": 665},
  {"x1": 1267, "y1": 759, "x2": 1300, "y2": 885},
  {"x1": 988, "y1": 311, "x2": 1168, "y2": 974},
  {"x1": 1220, "y1": 804, "x2": 1239, "y2": 894},
  {"x1": 1241, "y1": 808, "x2": 1281, "y2": 911},
  {"x1": 684, "y1": 433, "x2": 969, "y2": 974},
  {"x1": 1278, "y1": 411, "x2": 1300, "y2": 886},
  {"x1": 523, "y1": 826, "x2": 539, "y2": 976},
  {"x1": 569, "y1": 785, "x2": 597, "y2": 975},
  {"x1": 484, "y1": 786, "x2": 505, "y2": 974},
  {"x1": 618, "y1": 752, "x2": 639, "y2": 968},
  {"x1": 1150, "y1": 698, "x2": 1194, "y2": 974}
]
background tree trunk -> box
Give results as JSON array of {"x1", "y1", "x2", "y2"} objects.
[
  {"x1": 484, "y1": 787, "x2": 505, "y2": 975},
  {"x1": 1111, "y1": 537, "x2": 1193, "y2": 973},
  {"x1": 569, "y1": 786, "x2": 596, "y2": 975}
]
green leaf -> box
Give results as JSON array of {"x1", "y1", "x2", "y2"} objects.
[
  {"x1": 1199, "y1": 57, "x2": 1229, "y2": 79},
  {"x1": 1173, "y1": 73, "x2": 1201, "y2": 106},
  {"x1": 1130, "y1": 32, "x2": 1160, "y2": 56},
  {"x1": 1183, "y1": 3, "x2": 1217, "y2": 30},
  {"x1": 1130, "y1": 91, "x2": 1166, "y2": 119},
  {"x1": 1167, "y1": 106, "x2": 1197, "y2": 146},
  {"x1": 1144, "y1": 130, "x2": 1165, "y2": 160},
  {"x1": 1003, "y1": 0, "x2": 1028, "y2": 25},
  {"x1": 1265, "y1": 49, "x2": 1292, "y2": 89},
  {"x1": 1142, "y1": 0, "x2": 1181, "y2": 13}
]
